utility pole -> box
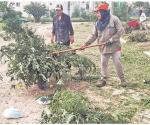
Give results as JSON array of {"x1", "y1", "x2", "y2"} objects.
[{"x1": 68, "y1": 1, "x2": 70, "y2": 16}]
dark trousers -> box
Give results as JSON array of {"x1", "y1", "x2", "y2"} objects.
[{"x1": 57, "y1": 40, "x2": 70, "y2": 46}]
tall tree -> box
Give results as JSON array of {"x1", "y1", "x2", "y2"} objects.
[
  {"x1": 112, "y1": 2, "x2": 129, "y2": 21},
  {"x1": 0, "y1": 1, "x2": 7, "y2": 12},
  {"x1": 24, "y1": 2, "x2": 48, "y2": 22},
  {"x1": 71, "y1": 5, "x2": 80, "y2": 18}
]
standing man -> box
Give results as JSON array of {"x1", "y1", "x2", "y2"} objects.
[
  {"x1": 81, "y1": 3, "x2": 127, "y2": 87},
  {"x1": 139, "y1": 9, "x2": 148, "y2": 31},
  {"x1": 51, "y1": 4, "x2": 74, "y2": 46}
]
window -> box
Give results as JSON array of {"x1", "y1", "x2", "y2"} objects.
[{"x1": 16, "y1": 2, "x2": 20, "y2": 7}]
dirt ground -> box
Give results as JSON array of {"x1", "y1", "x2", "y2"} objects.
[
  {"x1": 0, "y1": 59, "x2": 91, "y2": 124},
  {"x1": 0, "y1": 63, "x2": 40, "y2": 123}
]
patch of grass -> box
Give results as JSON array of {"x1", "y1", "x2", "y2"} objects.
[
  {"x1": 72, "y1": 22, "x2": 150, "y2": 123},
  {"x1": 0, "y1": 23, "x2": 3, "y2": 31},
  {"x1": 112, "y1": 107, "x2": 138, "y2": 123},
  {"x1": 140, "y1": 97, "x2": 150, "y2": 109},
  {"x1": 72, "y1": 75, "x2": 100, "y2": 83},
  {"x1": 126, "y1": 82, "x2": 150, "y2": 89},
  {"x1": 110, "y1": 96, "x2": 139, "y2": 123},
  {"x1": 122, "y1": 42, "x2": 150, "y2": 89},
  {"x1": 40, "y1": 90, "x2": 116, "y2": 124}
]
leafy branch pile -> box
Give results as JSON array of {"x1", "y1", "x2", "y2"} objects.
[
  {"x1": 0, "y1": 7, "x2": 96, "y2": 89},
  {"x1": 40, "y1": 90, "x2": 115, "y2": 124}
]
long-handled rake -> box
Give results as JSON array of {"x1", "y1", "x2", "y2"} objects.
[{"x1": 50, "y1": 43, "x2": 106, "y2": 55}]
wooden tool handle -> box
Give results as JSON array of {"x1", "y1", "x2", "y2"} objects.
[{"x1": 51, "y1": 43, "x2": 106, "y2": 55}]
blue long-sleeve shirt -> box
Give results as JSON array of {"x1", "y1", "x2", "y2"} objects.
[{"x1": 52, "y1": 13, "x2": 74, "y2": 45}]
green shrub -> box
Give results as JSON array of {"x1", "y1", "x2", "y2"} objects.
[
  {"x1": 80, "y1": 10, "x2": 96, "y2": 22},
  {"x1": 141, "y1": 97, "x2": 150, "y2": 109},
  {"x1": 72, "y1": 6, "x2": 80, "y2": 18},
  {"x1": 128, "y1": 32, "x2": 148, "y2": 42},
  {"x1": 24, "y1": 2, "x2": 48, "y2": 22},
  {"x1": 0, "y1": 22, "x2": 3, "y2": 31},
  {"x1": 49, "y1": 9, "x2": 55, "y2": 18},
  {"x1": 71, "y1": 17, "x2": 85, "y2": 22},
  {"x1": 40, "y1": 90, "x2": 115, "y2": 124},
  {"x1": 40, "y1": 17, "x2": 52, "y2": 23},
  {"x1": 71, "y1": 7, "x2": 96, "y2": 22},
  {"x1": 112, "y1": 2, "x2": 128, "y2": 21},
  {"x1": 0, "y1": 6, "x2": 96, "y2": 90},
  {"x1": 128, "y1": 16, "x2": 139, "y2": 21}
]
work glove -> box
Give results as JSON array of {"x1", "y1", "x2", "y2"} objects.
[{"x1": 106, "y1": 39, "x2": 113, "y2": 46}]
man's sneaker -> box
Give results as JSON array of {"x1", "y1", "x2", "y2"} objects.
[
  {"x1": 96, "y1": 79, "x2": 106, "y2": 88},
  {"x1": 120, "y1": 81, "x2": 128, "y2": 87}
]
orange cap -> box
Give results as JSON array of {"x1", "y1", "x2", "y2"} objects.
[{"x1": 94, "y1": 3, "x2": 109, "y2": 11}]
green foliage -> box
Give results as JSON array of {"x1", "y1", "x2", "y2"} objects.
[
  {"x1": 72, "y1": 6, "x2": 80, "y2": 18},
  {"x1": 40, "y1": 17, "x2": 52, "y2": 23},
  {"x1": 1, "y1": 7, "x2": 22, "y2": 40},
  {"x1": 40, "y1": 90, "x2": 115, "y2": 124},
  {"x1": 47, "y1": 44, "x2": 96, "y2": 80},
  {"x1": 112, "y1": 108, "x2": 137, "y2": 123},
  {"x1": 24, "y1": 2, "x2": 48, "y2": 22},
  {"x1": 80, "y1": 9, "x2": 87, "y2": 19},
  {"x1": 0, "y1": 23, "x2": 3, "y2": 31},
  {"x1": 121, "y1": 40, "x2": 150, "y2": 88},
  {"x1": 80, "y1": 9, "x2": 96, "y2": 22},
  {"x1": 49, "y1": 9, "x2": 55, "y2": 18},
  {"x1": 0, "y1": 7, "x2": 96, "y2": 89},
  {"x1": 132, "y1": 2, "x2": 150, "y2": 16},
  {"x1": 133, "y1": 2, "x2": 146, "y2": 8},
  {"x1": 0, "y1": 27, "x2": 49, "y2": 89},
  {"x1": 71, "y1": 7, "x2": 96, "y2": 22},
  {"x1": 71, "y1": 17, "x2": 85, "y2": 22},
  {"x1": 111, "y1": 97, "x2": 139, "y2": 123},
  {"x1": 112, "y1": 2, "x2": 128, "y2": 21},
  {"x1": 141, "y1": 98, "x2": 150, "y2": 109},
  {"x1": 128, "y1": 32, "x2": 148, "y2": 42},
  {"x1": 0, "y1": 1, "x2": 7, "y2": 12}
]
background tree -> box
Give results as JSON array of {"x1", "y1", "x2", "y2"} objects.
[
  {"x1": 1, "y1": 6, "x2": 96, "y2": 90},
  {"x1": 133, "y1": 2, "x2": 150, "y2": 16},
  {"x1": 24, "y1": 2, "x2": 48, "y2": 22},
  {"x1": 49, "y1": 9, "x2": 55, "y2": 18},
  {"x1": 0, "y1": 1, "x2": 7, "y2": 12},
  {"x1": 72, "y1": 6, "x2": 80, "y2": 18},
  {"x1": 112, "y1": 2, "x2": 129, "y2": 21}
]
